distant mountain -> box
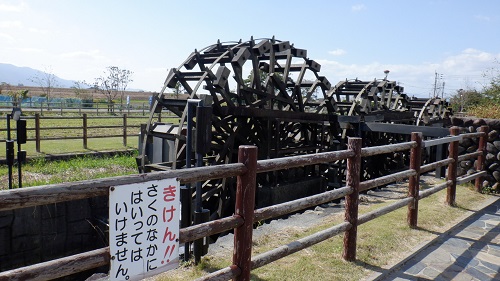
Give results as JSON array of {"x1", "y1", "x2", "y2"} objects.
[{"x1": 0, "y1": 63, "x2": 76, "y2": 88}]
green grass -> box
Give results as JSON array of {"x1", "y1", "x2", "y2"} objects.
[
  {"x1": 0, "y1": 137, "x2": 137, "y2": 158},
  {"x1": 0, "y1": 153, "x2": 138, "y2": 189},
  {"x1": 0, "y1": 114, "x2": 180, "y2": 157},
  {"x1": 154, "y1": 184, "x2": 493, "y2": 281}
]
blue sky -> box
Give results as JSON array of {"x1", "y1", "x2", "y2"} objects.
[{"x1": 1, "y1": 0, "x2": 499, "y2": 98}]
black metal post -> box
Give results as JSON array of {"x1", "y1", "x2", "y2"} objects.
[
  {"x1": 17, "y1": 142, "x2": 22, "y2": 188},
  {"x1": 6, "y1": 114, "x2": 13, "y2": 189},
  {"x1": 186, "y1": 99, "x2": 199, "y2": 262}
]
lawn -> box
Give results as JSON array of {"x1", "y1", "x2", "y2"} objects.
[
  {"x1": 0, "y1": 152, "x2": 138, "y2": 189},
  {"x1": 0, "y1": 113, "x2": 180, "y2": 157}
]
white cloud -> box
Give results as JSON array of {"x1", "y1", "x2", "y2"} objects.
[
  {"x1": 475, "y1": 15, "x2": 491, "y2": 22},
  {"x1": 352, "y1": 4, "x2": 366, "y2": 12},
  {"x1": 28, "y1": 27, "x2": 49, "y2": 35},
  {"x1": 14, "y1": 47, "x2": 44, "y2": 54},
  {"x1": 0, "y1": 20, "x2": 22, "y2": 28},
  {"x1": 0, "y1": 33, "x2": 15, "y2": 42},
  {"x1": 328, "y1": 48, "x2": 346, "y2": 56},
  {"x1": 0, "y1": 2, "x2": 28, "y2": 12},
  {"x1": 317, "y1": 48, "x2": 499, "y2": 97},
  {"x1": 60, "y1": 50, "x2": 106, "y2": 61}
]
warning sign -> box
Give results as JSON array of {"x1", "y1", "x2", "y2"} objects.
[{"x1": 109, "y1": 178, "x2": 180, "y2": 280}]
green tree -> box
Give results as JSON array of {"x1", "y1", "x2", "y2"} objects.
[
  {"x1": 482, "y1": 59, "x2": 500, "y2": 103},
  {"x1": 8, "y1": 89, "x2": 29, "y2": 107},
  {"x1": 462, "y1": 59, "x2": 500, "y2": 118},
  {"x1": 449, "y1": 88, "x2": 483, "y2": 112},
  {"x1": 0, "y1": 82, "x2": 10, "y2": 95},
  {"x1": 173, "y1": 81, "x2": 184, "y2": 99}
]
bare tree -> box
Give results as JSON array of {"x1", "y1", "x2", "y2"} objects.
[
  {"x1": 94, "y1": 66, "x2": 133, "y2": 112},
  {"x1": 29, "y1": 67, "x2": 58, "y2": 107}
]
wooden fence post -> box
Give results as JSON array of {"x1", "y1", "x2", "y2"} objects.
[
  {"x1": 343, "y1": 137, "x2": 362, "y2": 262},
  {"x1": 447, "y1": 126, "x2": 460, "y2": 206},
  {"x1": 35, "y1": 113, "x2": 41, "y2": 153},
  {"x1": 408, "y1": 132, "x2": 422, "y2": 228},
  {"x1": 233, "y1": 145, "x2": 257, "y2": 281},
  {"x1": 123, "y1": 113, "x2": 127, "y2": 147},
  {"x1": 475, "y1": 125, "x2": 489, "y2": 192},
  {"x1": 83, "y1": 114, "x2": 88, "y2": 149}
]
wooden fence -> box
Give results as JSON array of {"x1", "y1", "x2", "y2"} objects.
[
  {"x1": 0, "y1": 114, "x2": 147, "y2": 152},
  {"x1": 0, "y1": 126, "x2": 489, "y2": 281},
  {"x1": 0, "y1": 101, "x2": 150, "y2": 116}
]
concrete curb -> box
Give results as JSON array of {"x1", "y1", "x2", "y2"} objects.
[{"x1": 365, "y1": 194, "x2": 500, "y2": 281}]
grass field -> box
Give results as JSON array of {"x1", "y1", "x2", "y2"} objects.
[
  {"x1": 0, "y1": 114, "x2": 180, "y2": 157},
  {"x1": 0, "y1": 153, "x2": 138, "y2": 189}
]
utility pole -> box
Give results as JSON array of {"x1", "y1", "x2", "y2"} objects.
[
  {"x1": 433, "y1": 71, "x2": 437, "y2": 98},
  {"x1": 432, "y1": 72, "x2": 444, "y2": 98}
]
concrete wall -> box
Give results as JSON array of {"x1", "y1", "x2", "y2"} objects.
[{"x1": 0, "y1": 197, "x2": 109, "y2": 278}]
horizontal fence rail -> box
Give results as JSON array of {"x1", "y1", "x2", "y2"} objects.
[
  {"x1": 0, "y1": 113, "x2": 154, "y2": 154},
  {"x1": 0, "y1": 126, "x2": 489, "y2": 281},
  {"x1": 0, "y1": 100, "x2": 151, "y2": 116}
]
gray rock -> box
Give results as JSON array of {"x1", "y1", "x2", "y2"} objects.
[
  {"x1": 484, "y1": 118, "x2": 500, "y2": 129},
  {"x1": 489, "y1": 163, "x2": 500, "y2": 171},
  {"x1": 459, "y1": 138, "x2": 473, "y2": 147},
  {"x1": 457, "y1": 167, "x2": 466, "y2": 177},
  {"x1": 492, "y1": 182, "x2": 500, "y2": 192},
  {"x1": 467, "y1": 145, "x2": 478, "y2": 153},
  {"x1": 494, "y1": 140, "x2": 500, "y2": 151},
  {"x1": 486, "y1": 142, "x2": 499, "y2": 154},
  {"x1": 460, "y1": 160, "x2": 473, "y2": 169},
  {"x1": 458, "y1": 145, "x2": 467, "y2": 154},
  {"x1": 464, "y1": 119, "x2": 474, "y2": 127},
  {"x1": 483, "y1": 180, "x2": 490, "y2": 188},
  {"x1": 451, "y1": 117, "x2": 464, "y2": 126},
  {"x1": 485, "y1": 174, "x2": 495, "y2": 183},
  {"x1": 486, "y1": 153, "x2": 496, "y2": 166},
  {"x1": 492, "y1": 170, "x2": 500, "y2": 182},
  {"x1": 488, "y1": 130, "x2": 499, "y2": 142},
  {"x1": 473, "y1": 118, "x2": 487, "y2": 127}
]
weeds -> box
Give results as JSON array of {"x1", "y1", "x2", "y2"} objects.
[{"x1": 0, "y1": 154, "x2": 137, "y2": 189}]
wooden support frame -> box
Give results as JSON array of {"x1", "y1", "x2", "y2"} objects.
[
  {"x1": 408, "y1": 132, "x2": 422, "y2": 228},
  {"x1": 475, "y1": 125, "x2": 488, "y2": 192},
  {"x1": 342, "y1": 137, "x2": 362, "y2": 261},
  {"x1": 446, "y1": 127, "x2": 460, "y2": 206},
  {"x1": 233, "y1": 146, "x2": 258, "y2": 281}
]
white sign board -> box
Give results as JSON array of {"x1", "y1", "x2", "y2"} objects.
[{"x1": 109, "y1": 179, "x2": 180, "y2": 281}]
